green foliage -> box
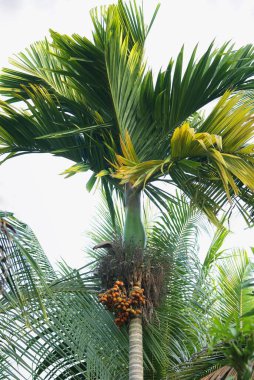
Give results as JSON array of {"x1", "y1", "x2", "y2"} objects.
[
  {"x1": 0, "y1": 213, "x2": 130, "y2": 380},
  {"x1": 0, "y1": 193, "x2": 254, "y2": 379},
  {"x1": 1, "y1": 1, "x2": 254, "y2": 222},
  {"x1": 0, "y1": 1, "x2": 254, "y2": 379},
  {"x1": 173, "y1": 248, "x2": 254, "y2": 379}
]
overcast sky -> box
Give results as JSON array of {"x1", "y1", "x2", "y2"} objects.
[{"x1": 0, "y1": 0, "x2": 254, "y2": 268}]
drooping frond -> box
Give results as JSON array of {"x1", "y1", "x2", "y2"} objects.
[
  {"x1": 0, "y1": 211, "x2": 55, "y2": 322},
  {"x1": 172, "y1": 249, "x2": 254, "y2": 379},
  {"x1": 0, "y1": 212, "x2": 131, "y2": 379},
  {"x1": 144, "y1": 195, "x2": 209, "y2": 377}
]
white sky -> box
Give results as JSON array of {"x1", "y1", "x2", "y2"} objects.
[{"x1": 0, "y1": 0, "x2": 254, "y2": 268}]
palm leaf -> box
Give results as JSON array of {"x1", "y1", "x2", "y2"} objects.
[
  {"x1": 0, "y1": 212, "x2": 131, "y2": 379},
  {"x1": 174, "y1": 249, "x2": 254, "y2": 379},
  {"x1": 150, "y1": 42, "x2": 254, "y2": 133},
  {"x1": 1, "y1": 3, "x2": 254, "y2": 221}
]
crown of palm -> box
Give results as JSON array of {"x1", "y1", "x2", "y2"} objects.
[{"x1": 1, "y1": 1, "x2": 254, "y2": 222}]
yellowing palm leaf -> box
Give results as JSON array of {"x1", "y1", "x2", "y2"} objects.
[
  {"x1": 170, "y1": 122, "x2": 222, "y2": 159},
  {"x1": 111, "y1": 131, "x2": 165, "y2": 186},
  {"x1": 110, "y1": 92, "x2": 254, "y2": 206}
]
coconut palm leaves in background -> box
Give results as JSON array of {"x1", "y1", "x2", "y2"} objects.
[
  {"x1": 1, "y1": 2, "x2": 254, "y2": 221},
  {"x1": 0, "y1": 196, "x2": 253, "y2": 379}
]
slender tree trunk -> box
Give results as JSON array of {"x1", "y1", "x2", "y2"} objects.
[
  {"x1": 123, "y1": 184, "x2": 145, "y2": 380},
  {"x1": 129, "y1": 315, "x2": 143, "y2": 380}
]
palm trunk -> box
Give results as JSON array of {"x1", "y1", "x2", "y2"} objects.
[
  {"x1": 124, "y1": 184, "x2": 145, "y2": 380},
  {"x1": 129, "y1": 315, "x2": 143, "y2": 380},
  {"x1": 124, "y1": 184, "x2": 145, "y2": 249}
]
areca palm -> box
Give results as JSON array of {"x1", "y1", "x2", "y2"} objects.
[{"x1": 1, "y1": 1, "x2": 254, "y2": 378}]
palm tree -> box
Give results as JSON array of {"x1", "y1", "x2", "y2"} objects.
[
  {"x1": 0, "y1": 199, "x2": 253, "y2": 379},
  {"x1": 1, "y1": 1, "x2": 254, "y2": 378}
]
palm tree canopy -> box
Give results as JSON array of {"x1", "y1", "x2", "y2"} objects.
[{"x1": 1, "y1": 1, "x2": 254, "y2": 221}]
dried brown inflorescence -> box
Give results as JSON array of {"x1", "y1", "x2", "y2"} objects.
[{"x1": 95, "y1": 240, "x2": 168, "y2": 324}]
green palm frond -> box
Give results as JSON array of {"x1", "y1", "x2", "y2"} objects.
[
  {"x1": 0, "y1": 212, "x2": 55, "y2": 322},
  {"x1": 0, "y1": 213, "x2": 131, "y2": 380},
  {"x1": 147, "y1": 197, "x2": 209, "y2": 374},
  {"x1": 0, "y1": 1, "x2": 160, "y2": 216},
  {"x1": 1, "y1": 2, "x2": 254, "y2": 221},
  {"x1": 173, "y1": 249, "x2": 254, "y2": 379},
  {"x1": 110, "y1": 90, "x2": 254, "y2": 223},
  {"x1": 150, "y1": 42, "x2": 254, "y2": 133},
  {"x1": 211, "y1": 249, "x2": 254, "y2": 331},
  {"x1": 0, "y1": 290, "x2": 130, "y2": 379},
  {"x1": 200, "y1": 224, "x2": 229, "y2": 277}
]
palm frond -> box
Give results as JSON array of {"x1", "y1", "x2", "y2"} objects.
[
  {"x1": 109, "y1": 90, "x2": 254, "y2": 223},
  {"x1": 173, "y1": 249, "x2": 254, "y2": 379},
  {"x1": 150, "y1": 42, "x2": 254, "y2": 133},
  {"x1": 202, "y1": 226, "x2": 229, "y2": 276},
  {"x1": 141, "y1": 194, "x2": 210, "y2": 377},
  {"x1": 0, "y1": 212, "x2": 55, "y2": 321},
  {"x1": 211, "y1": 249, "x2": 254, "y2": 330},
  {"x1": 0, "y1": 213, "x2": 131, "y2": 380},
  {"x1": 1, "y1": 3, "x2": 254, "y2": 222}
]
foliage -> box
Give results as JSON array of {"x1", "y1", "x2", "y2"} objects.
[
  {"x1": 172, "y1": 248, "x2": 254, "y2": 379},
  {"x1": 0, "y1": 212, "x2": 129, "y2": 380},
  {"x1": 1, "y1": 2, "x2": 254, "y2": 224},
  {"x1": 1, "y1": 1, "x2": 254, "y2": 379},
  {"x1": 1, "y1": 193, "x2": 253, "y2": 379}
]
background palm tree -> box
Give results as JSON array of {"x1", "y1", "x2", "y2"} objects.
[
  {"x1": 0, "y1": 198, "x2": 253, "y2": 379},
  {"x1": 1, "y1": 1, "x2": 254, "y2": 378}
]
